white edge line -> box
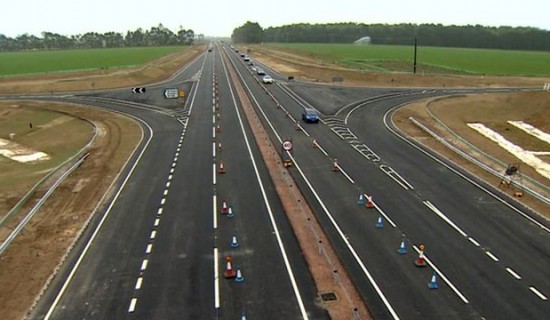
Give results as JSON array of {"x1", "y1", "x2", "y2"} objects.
[{"x1": 44, "y1": 113, "x2": 152, "y2": 320}]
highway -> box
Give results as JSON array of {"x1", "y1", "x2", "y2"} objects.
[{"x1": 16, "y1": 42, "x2": 550, "y2": 320}]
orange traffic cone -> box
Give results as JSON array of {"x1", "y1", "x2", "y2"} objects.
[
  {"x1": 332, "y1": 158, "x2": 339, "y2": 172},
  {"x1": 218, "y1": 142, "x2": 223, "y2": 151},
  {"x1": 218, "y1": 161, "x2": 226, "y2": 174},
  {"x1": 223, "y1": 256, "x2": 236, "y2": 278},
  {"x1": 221, "y1": 200, "x2": 229, "y2": 215},
  {"x1": 365, "y1": 195, "x2": 374, "y2": 209},
  {"x1": 216, "y1": 124, "x2": 222, "y2": 132},
  {"x1": 414, "y1": 244, "x2": 427, "y2": 267}
]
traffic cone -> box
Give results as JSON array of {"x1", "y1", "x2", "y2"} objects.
[
  {"x1": 221, "y1": 200, "x2": 229, "y2": 215},
  {"x1": 231, "y1": 235, "x2": 239, "y2": 248},
  {"x1": 365, "y1": 195, "x2": 374, "y2": 209},
  {"x1": 312, "y1": 139, "x2": 317, "y2": 148},
  {"x1": 428, "y1": 272, "x2": 438, "y2": 289},
  {"x1": 397, "y1": 239, "x2": 407, "y2": 255},
  {"x1": 414, "y1": 245, "x2": 427, "y2": 267},
  {"x1": 357, "y1": 194, "x2": 365, "y2": 205},
  {"x1": 218, "y1": 161, "x2": 226, "y2": 174},
  {"x1": 295, "y1": 123, "x2": 301, "y2": 131},
  {"x1": 216, "y1": 124, "x2": 222, "y2": 132},
  {"x1": 240, "y1": 310, "x2": 247, "y2": 320},
  {"x1": 223, "y1": 256, "x2": 236, "y2": 278},
  {"x1": 235, "y1": 269, "x2": 244, "y2": 282},
  {"x1": 218, "y1": 142, "x2": 223, "y2": 151},
  {"x1": 332, "y1": 158, "x2": 339, "y2": 172},
  {"x1": 227, "y1": 206, "x2": 235, "y2": 218},
  {"x1": 375, "y1": 215, "x2": 384, "y2": 228}
]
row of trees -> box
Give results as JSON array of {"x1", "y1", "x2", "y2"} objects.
[
  {"x1": 0, "y1": 24, "x2": 195, "y2": 51},
  {"x1": 232, "y1": 22, "x2": 550, "y2": 51}
]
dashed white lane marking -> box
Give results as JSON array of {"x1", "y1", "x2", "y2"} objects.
[
  {"x1": 506, "y1": 267, "x2": 522, "y2": 280},
  {"x1": 529, "y1": 287, "x2": 548, "y2": 300},
  {"x1": 177, "y1": 147, "x2": 181, "y2": 152},
  {"x1": 150, "y1": 230, "x2": 157, "y2": 240},
  {"x1": 168, "y1": 175, "x2": 173, "y2": 181},
  {"x1": 157, "y1": 208, "x2": 163, "y2": 215},
  {"x1": 175, "y1": 152, "x2": 180, "y2": 157},
  {"x1": 485, "y1": 251, "x2": 499, "y2": 262},
  {"x1": 467, "y1": 237, "x2": 480, "y2": 247},
  {"x1": 163, "y1": 189, "x2": 168, "y2": 196},
  {"x1": 146, "y1": 244, "x2": 153, "y2": 254},
  {"x1": 213, "y1": 194, "x2": 218, "y2": 229},
  {"x1": 135, "y1": 277, "x2": 143, "y2": 290},
  {"x1": 160, "y1": 198, "x2": 166, "y2": 205},
  {"x1": 128, "y1": 298, "x2": 137, "y2": 313},
  {"x1": 154, "y1": 218, "x2": 160, "y2": 227},
  {"x1": 140, "y1": 259, "x2": 148, "y2": 271},
  {"x1": 372, "y1": 201, "x2": 397, "y2": 227},
  {"x1": 166, "y1": 181, "x2": 171, "y2": 188},
  {"x1": 214, "y1": 247, "x2": 220, "y2": 308},
  {"x1": 212, "y1": 142, "x2": 216, "y2": 158},
  {"x1": 171, "y1": 162, "x2": 177, "y2": 168},
  {"x1": 170, "y1": 168, "x2": 174, "y2": 174},
  {"x1": 178, "y1": 143, "x2": 182, "y2": 148},
  {"x1": 212, "y1": 127, "x2": 216, "y2": 139},
  {"x1": 174, "y1": 157, "x2": 178, "y2": 162},
  {"x1": 212, "y1": 163, "x2": 217, "y2": 185},
  {"x1": 423, "y1": 201, "x2": 469, "y2": 237}
]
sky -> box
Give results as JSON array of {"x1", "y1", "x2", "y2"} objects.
[{"x1": 1, "y1": 0, "x2": 549, "y2": 38}]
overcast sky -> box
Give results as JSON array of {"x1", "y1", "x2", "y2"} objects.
[{"x1": 2, "y1": 0, "x2": 549, "y2": 38}]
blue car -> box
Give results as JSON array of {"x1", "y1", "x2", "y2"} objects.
[{"x1": 302, "y1": 108, "x2": 319, "y2": 123}]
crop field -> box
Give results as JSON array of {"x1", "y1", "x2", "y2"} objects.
[
  {"x1": 267, "y1": 43, "x2": 550, "y2": 76},
  {"x1": 0, "y1": 46, "x2": 186, "y2": 76}
]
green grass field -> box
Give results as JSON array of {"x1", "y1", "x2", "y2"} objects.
[
  {"x1": 267, "y1": 43, "x2": 550, "y2": 76},
  {"x1": 0, "y1": 46, "x2": 186, "y2": 76}
]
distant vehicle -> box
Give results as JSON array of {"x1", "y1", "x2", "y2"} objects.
[
  {"x1": 240, "y1": 53, "x2": 245, "y2": 58},
  {"x1": 244, "y1": 55, "x2": 250, "y2": 61},
  {"x1": 256, "y1": 68, "x2": 265, "y2": 75},
  {"x1": 208, "y1": 48, "x2": 212, "y2": 52},
  {"x1": 302, "y1": 108, "x2": 319, "y2": 123},
  {"x1": 262, "y1": 75, "x2": 273, "y2": 84},
  {"x1": 248, "y1": 61, "x2": 254, "y2": 66},
  {"x1": 251, "y1": 66, "x2": 257, "y2": 72}
]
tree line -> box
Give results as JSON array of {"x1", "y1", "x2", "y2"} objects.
[
  {"x1": 0, "y1": 24, "x2": 196, "y2": 51},
  {"x1": 232, "y1": 22, "x2": 550, "y2": 51}
]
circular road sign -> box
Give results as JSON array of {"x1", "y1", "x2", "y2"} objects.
[{"x1": 282, "y1": 139, "x2": 293, "y2": 151}]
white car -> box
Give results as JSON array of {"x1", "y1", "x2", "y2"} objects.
[{"x1": 262, "y1": 75, "x2": 273, "y2": 84}]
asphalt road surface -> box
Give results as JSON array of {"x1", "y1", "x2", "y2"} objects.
[{"x1": 9, "y1": 43, "x2": 549, "y2": 319}]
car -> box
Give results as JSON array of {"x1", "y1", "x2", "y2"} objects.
[
  {"x1": 240, "y1": 53, "x2": 245, "y2": 58},
  {"x1": 248, "y1": 61, "x2": 254, "y2": 66},
  {"x1": 262, "y1": 75, "x2": 273, "y2": 84},
  {"x1": 251, "y1": 66, "x2": 257, "y2": 72},
  {"x1": 302, "y1": 108, "x2": 319, "y2": 123},
  {"x1": 244, "y1": 55, "x2": 250, "y2": 61},
  {"x1": 256, "y1": 68, "x2": 265, "y2": 75}
]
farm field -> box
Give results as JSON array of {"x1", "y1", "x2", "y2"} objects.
[
  {"x1": 266, "y1": 43, "x2": 550, "y2": 76},
  {"x1": 0, "y1": 46, "x2": 187, "y2": 76}
]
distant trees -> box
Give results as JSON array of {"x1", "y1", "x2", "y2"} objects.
[
  {"x1": 231, "y1": 21, "x2": 264, "y2": 44},
  {"x1": 0, "y1": 24, "x2": 195, "y2": 51},
  {"x1": 262, "y1": 23, "x2": 550, "y2": 51}
]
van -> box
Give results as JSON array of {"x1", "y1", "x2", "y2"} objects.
[{"x1": 302, "y1": 108, "x2": 319, "y2": 123}]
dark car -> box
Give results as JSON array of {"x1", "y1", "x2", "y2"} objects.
[{"x1": 302, "y1": 108, "x2": 319, "y2": 123}]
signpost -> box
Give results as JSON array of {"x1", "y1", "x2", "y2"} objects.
[
  {"x1": 163, "y1": 88, "x2": 179, "y2": 99},
  {"x1": 282, "y1": 139, "x2": 293, "y2": 167}
]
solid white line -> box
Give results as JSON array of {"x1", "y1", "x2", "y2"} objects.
[
  {"x1": 43, "y1": 115, "x2": 151, "y2": 320},
  {"x1": 146, "y1": 244, "x2": 153, "y2": 254},
  {"x1": 150, "y1": 231, "x2": 156, "y2": 240},
  {"x1": 485, "y1": 251, "x2": 499, "y2": 262},
  {"x1": 214, "y1": 248, "x2": 220, "y2": 308},
  {"x1": 423, "y1": 201, "x2": 468, "y2": 237},
  {"x1": 141, "y1": 259, "x2": 148, "y2": 271},
  {"x1": 212, "y1": 163, "x2": 217, "y2": 185},
  {"x1": 154, "y1": 218, "x2": 160, "y2": 227},
  {"x1": 213, "y1": 194, "x2": 218, "y2": 229},
  {"x1": 467, "y1": 237, "x2": 480, "y2": 247},
  {"x1": 506, "y1": 267, "x2": 522, "y2": 280},
  {"x1": 372, "y1": 201, "x2": 397, "y2": 227},
  {"x1": 221, "y1": 54, "x2": 310, "y2": 319},
  {"x1": 135, "y1": 277, "x2": 143, "y2": 290},
  {"x1": 335, "y1": 163, "x2": 355, "y2": 184},
  {"x1": 157, "y1": 208, "x2": 163, "y2": 215},
  {"x1": 128, "y1": 298, "x2": 137, "y2": 313},
  {"x1": 413, "y1": 245, "x2": 470, "y2": 303},
  {"x1": 316, "y1": 143, "x2": 329, "y2": 156},
  {"x1": 529, "y1": 287, "x2": 548, "y2": 300}
]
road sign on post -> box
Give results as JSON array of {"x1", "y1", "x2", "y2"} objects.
[
  {"x1": 282, "y1": 139, "x2": 293, "y2": 151},
  {"x1": 163, "y1": 88, "x2": 179, "y2": 99}
]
